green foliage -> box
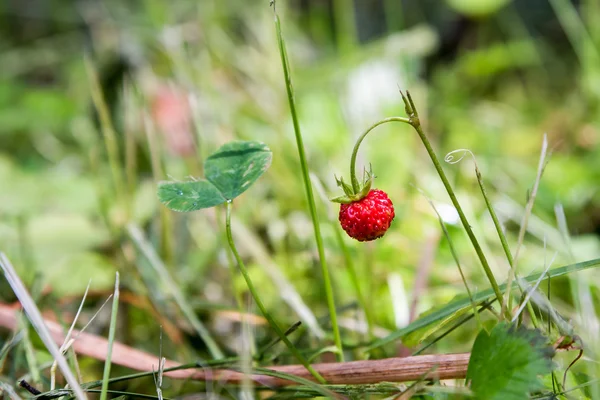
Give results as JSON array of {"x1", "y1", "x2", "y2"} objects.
[
  {"x1": 158, "y1": 141, "x2": 272, "y2": 211},
  {"x1": 204, "y1": 141, "x2": 273, "y2": 201},
  {"x1": 466, "y1": 322, "x2": 555, "y2": 399},
  {"x1": 158, "y1": 180, "x2": 226, "y2": 212}
]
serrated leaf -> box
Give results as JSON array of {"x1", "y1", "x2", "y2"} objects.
[
  {"x1": 204, "y1": 141, "x2": 272, "y2": 200},
  {"x1": 158, "y1": 180, "x2": 226, "y2": 212},
  {"x1": 466, "y1": 322, "x2": 554, "y2": 400}
]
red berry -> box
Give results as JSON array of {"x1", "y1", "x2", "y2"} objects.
[{"x1": 339, "y1": 189, "x2": 395, "y2": 242}]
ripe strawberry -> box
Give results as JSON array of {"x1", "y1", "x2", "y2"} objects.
[{"x1": 339, "y1": 189, "x2": 395, "y2": 242}]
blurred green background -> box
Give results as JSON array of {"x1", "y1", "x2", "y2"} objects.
[{"x1": 1, "y1": 0, "x2": 600, "y2": 395}]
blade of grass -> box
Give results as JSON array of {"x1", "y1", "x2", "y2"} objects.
[
  {"x1": 412, "y1": 299, "x2": 495, "y2": 356},
  {"x1": 51, "y1": 280, "x2": 93, "y2": 389},
  {"x1": 271, "y1": 1, "x2": 343, "y2": 361},
  {"x1": 511, "y1": 254, "x2": 556, "y2": 323},
  {"x1": 502, "y1": 134, "x2": 549, "y2": 318},
  {"x1": 99, "y1": 272, "x2": 120, "y2": 400},
  {"x1": 152, "y1": 330, "x2": 165, "y2": 400},
  {"x1": 84, "y1": 56, "x2": 125, "y2": 199},
  {"x1": 418, "y1": 188, "x2": 481, "y2": 329},
  {"x1": 238, "y1": 366, "x2": 339, "y2": 399},
  {"x1": 0, "y1": 253, "x2": 87, "y2": 400},
  {"x1": 0, "y1": 382, "x2": 22, "y2": 400},
  {"x1": 0, "y1": 331, "x2": 24, "y2": 367},
  {"x1": 18, "y1": 315, "x2": 41, "y2": 387},
  {"x1": 126, "y1": 223, "x2": 224, "y2": 359},
  {"x1": 123, "y1": 83, "x2": 138, "y2": 213},
  {"x1": 142, "y1": 113, "x2": 174, "y2": 268},
  {"x1": 548, "y1": 0, "x2": 600, "y2": 64},
  {"x1": 444, "y1": 149, "x2": 543, "y2": 326},
  {"x1": 555, "y1": 203, "x2": 600, "y2": 398},
  {"x1": 366, "y1": 256, "x2": 600, "y2": 351},
  {"x1": 257, "y1": 321, "x2": 302, "y2": 360}
]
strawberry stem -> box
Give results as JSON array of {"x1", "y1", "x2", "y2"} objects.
[
  {"x1": 349, "y1": 90, "x2": 508, "y2": 319},
  {"x1": 350, "y1": 117, "x2": 410, "y2": 193}
]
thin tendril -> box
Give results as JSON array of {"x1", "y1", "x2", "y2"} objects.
[{"x1": 444, "y1": 149, "x2": 477, "y2": 166}]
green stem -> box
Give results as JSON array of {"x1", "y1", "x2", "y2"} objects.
[
  {"x1": 477, "y1": 172, "x2": 514, "y2": 265},
  {"x1": 408, "y1": 124, "x2": 506, "y2": 317},
  {"x1": 225, "y1": 201, "x2": 326, "y2": 384},
  {"x1": 445, "y1": 150, "x2": 543, "y2": 324},
  {"x1": 476, "y1": 163, "x2": 535, "y2": 321},
  {"x1": 350, "y1": 117, "x2": 410, "y2": 193},
  {"x1": 424, "y1": 195, "x2": 481, "y2": 329},
  {"x1": 273, "y1": 5, "x2": 344, "y2": 361},
  {"x1": 100, "y1": 272, "x2": 120, "y2": 400},
  {"x1": 350, "y1": 92, "x2": 507, "y2": 317}
]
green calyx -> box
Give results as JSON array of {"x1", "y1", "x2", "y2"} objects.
[{"x1": 330, "y1": 165, "x2": 374, "y2": 204}]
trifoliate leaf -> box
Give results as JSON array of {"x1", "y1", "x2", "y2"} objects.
[
  {"x1": 158, "y1": 180, "x2": 226, "y2": 212},
  {"x1": 204, "y1": 141, "x2": 272, "y2": 200},
  {"x1": 158, "y1": 141, "x2": 272, "y2": 212},
  {"x1": 466, "y1": 322, "x2": 555, "y2": 400}
]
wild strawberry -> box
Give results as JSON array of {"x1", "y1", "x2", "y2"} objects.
[{"x1": 339, "y1": 189, "x2": 395, "y2": 242}]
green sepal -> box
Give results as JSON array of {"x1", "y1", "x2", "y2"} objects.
[
  {"x1": 331, "y1": 165, "x2": 376, "y2": 204},
  {"x1": 335, "y1": 175, "x2": 355, "y2": 197},
  {"x1": 330, "y1": 194, "x2": 354, "y2": 204},
  {"x1": 357, "y1": 165, "x2": 374, "y2": 198},
  {"x1": 357, "y1": 176, "x2": 372, "y2": 199}
]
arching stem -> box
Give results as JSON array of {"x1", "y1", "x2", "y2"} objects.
[
  {"x1": 350, "y1": 117, "x2": 410, "y2": 193},
  {"x1": 225, "y1": 201, "x2": 326, "y2": 384},
  {"x1": 350, "y1": 91, "x2": 507, "y2": 317}
]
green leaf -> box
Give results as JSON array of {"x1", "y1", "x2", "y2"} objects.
[
  {"x1": 158, "y1": 141, "x2": 272, "y2": 212},
  {"x1": 204, "y1": 141, "x2": 272, "y2": 200},
  {"x1": 158, "y1": 180, "x2": 226, "y2": 212},
  {"x1": 365, "y1": 257, "x2": 600, "y2": 351},
  {"x1": 466, "y1": 322, "x2": 554, "y2": 399}
]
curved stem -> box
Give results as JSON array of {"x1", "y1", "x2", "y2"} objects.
[
  {"x1": 225, "y1": 201, "x2": 326, "y2": 384},
  {"x1": 350, "y1": 117, "x2": 410, "y2": 192}
]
